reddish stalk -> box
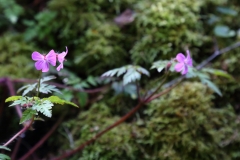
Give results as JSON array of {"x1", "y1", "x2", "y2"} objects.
[
  {"x1": 5, "y1": 78, "x2": 22, "y2": 117},
  {"x1": 19, "y1": 114, "x2": 65, "y2": 160},
  {"x1": 11, "y1": 138, "x2": 22, "y2": 160},
  {"x1": 3, "y1": 119, "x2": 34, "y2": 147}
]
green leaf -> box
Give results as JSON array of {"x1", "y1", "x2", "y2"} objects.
[
  {"x1": 17, "y1": 83, "x2": 37, "y2": 96},
  {"x1": 20, "y1": 109, "x2": 37, "y2": 124},
  {"x1": 123, "y1": 68, "x2": 141, "y2": 85},
  {"x1": 214, "y1": 25, "x2": 235, "y2": 38},
  {"x1": 151, "y1": 60, "x2": 169, "y2": 72},
  {"x1": 32, "y1": 100, "x2": 53, "y2": 117},
  {"x1": 77, "y1": 92, "x2": 88, "y2": 107},
  {"x1": 135, "y1": 66, "x2": 150, "y2": 76},
  {"x1": 40, "y1": 75, "x2": 56, "y2": 83},
  {"x1": 44, "y1": 96, "x2": 79, "y2": 108},
  {"x1": 5, "y1": 96, "x2": 22, "y2": 102},
  {"x1": 0, "y1": 153, "x2": 11, "y2": 160},
  {"x1": 39, "y1": 83, "x2": 61, "y2": 94},
  {"x1": 34, "y1": 117, "x2": 45, "y2": 121},
  {"x1": 86, "y1": 76, "x2": 98, "y2": 86},
  {"x1": 200, "y1": 78, "x2": 222, "y2": 96},
  {"x1": 0, "y1": 146, "x2": 11, "y2": 151},
  {"x1": 101, "y1": 68, "x2": 120, "y2": 77},
  {"x1": 9, "y1": 97, "x2": 32, "y2": 107},
  {"x1": 216, "y1": 7, "x2": 237, "y2": 16},
  {"x1": 101, "y1": 65, "x2": 149, "y2": 85}
]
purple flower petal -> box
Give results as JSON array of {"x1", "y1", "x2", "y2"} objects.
[
  {"x1": 181, "y1": 65, "x2": 188, "y2": 75},
  {"x1": 35, "y1": 61, "x2": 44, "y2": 70},
  {"x1": 57, "y1": 47, "x2": 68, "y2": 63},
  {"x1": 185, "y1": 50, "x2": 193, "y2": 66},
  {"x1": 175, "y1": 63, "x2": 184, "y2": 72},
  {"x1": 32, "y1": 52, "x2": 44, "y2": 61},
  {"x1": 176, "y1": 53, "x2": 185, "y2": 63},
  {"x1": 56, "y1": 63, "x2": 63, "y2": 71},
  {"x1": 41, "y1": 61, "x2": 50, "y2": 72},
  {"x1": 46, "y1": 50, "x2": 56, "y2": 66}
]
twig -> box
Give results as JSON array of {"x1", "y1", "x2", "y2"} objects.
[
  {"x1": 11, "y1": 138, "x2": 22, "y2": 160},
  {"x1": 3, "y1": 126, "x2": 27, "y2": 147},
  {"x1": 19, "y1": 113, "x2": 66, "y2": 160},
  {"x1": 5, "y1": 78, "x2": 22, "y2": 118}
]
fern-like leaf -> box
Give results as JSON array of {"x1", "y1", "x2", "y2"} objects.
[
  {"x1": 9, "y1": 97, "x2": 32, "y2": 107},
  {"x1": 0, "y1": 146, "x2": 10, "y2": 151},
  {"x1": 18, "y1": 83, "x2": 37, "y2": 96},
  {"x1": 32, "y1": 100, "x2": 53, "y2": 117},
  {"x1": 101, "y1": 65, "x2": 150, "y2": 85},
  {"x1": 39, "y1": 83, "x2": 61, "y2": 94},
  {"x1": 43, "y1": 96, "x2": 79, "y2": 108},
  {"x1": 40, "y1": 75, "x2": 56, "y2": 83},
  {"x1": 5, "y1": 96, "x2": 22, "y2": 102},
  {"x1": 20, "y1": 109, "x2": 37, "y2": 124}
]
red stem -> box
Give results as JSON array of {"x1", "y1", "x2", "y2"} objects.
[
  {"x1": 5, "y1": 78, "x2": 22, "y2": 117},
  {"x1": 3, "y1": 126, "x2": 28, "y2": 147},
  {"x1": 19, "y1": 114, "x2": 65, "y2": 160}
]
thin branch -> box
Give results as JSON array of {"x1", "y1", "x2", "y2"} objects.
[
  {"x1": 11, "y1": 138, "x2": 22, "y2": 160},
  {"x1": 3, "y1": 117, "x2": 34, "y2": 147},
  {"x1": 19, "y1": 114, "x2": 65, "y2": 160},
  {"x1": 3, "y1": 126, "x2": 27, "y2": 147},
  {"x1": 5, "y1": 78, "x2": 22, "y2": 118}
]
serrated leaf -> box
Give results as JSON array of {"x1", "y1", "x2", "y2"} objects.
[
  {"x1": 123, "y1": 68, "x2": 141, "y2": 85},
  {"x1": 9, "y1": 97, "x2": 31, "y2": 107},
  {"x1": 116, "y1": 67, "x2": 127, "y2": 77},
  {"x1": 5, "y1": 96, "x2": 22, "y2": 102},
  {"x1": 102, "y1": 65, "x2": 149, "y2": 85},
  {"x1": 101, "y1": 68, "x2": 119, "y2": 77},
  {"x1": 0, "y1": 146, "x2": 11, "y2": 151},
  {"x1": 39, "y1": 84, "x2": 61, "y2": 94},
  {"x1": 32, "y1": 100, "x2": 53, "y2": 117},
  {"x1": 200, "y1": 78, "x2": 222, "y2": 96},
  {"x1": 151, "y1": 60, "x2": 169, "y2": 72},
  {"x1": 0, "y1": 153, "x2": 11, "y2": 160},
  {"x1": 44, "y1": 96, "x2": 79, "y2": 108},
  {"x1": 18, "y1": 83, "x2": 37, "y2": 96},
  {"x1": 20, "y1": 109, "x2": 37, "y2": 124},
  {"x1": 136, "y1": 66, "x2": 150, "y2": 76},
  {"x1": 40, "y1": 75, "x2": 56, "y2": 83}
]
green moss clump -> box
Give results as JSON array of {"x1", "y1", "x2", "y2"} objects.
[
  {"x1": 134, "y1": 82, "x2": 240, "y2": 160},
  {"x1": 55, "y1": 103, "x2": 138, "y2": 160},
  {"x1": 0, "y1": 33, "x2": 38, "y2": 78}
]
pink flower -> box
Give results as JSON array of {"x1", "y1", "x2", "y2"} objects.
[
  {"x1": 56, "y1": 47, "x2": 68, "y2": 71},
  {"x1": 32, "y1": 50, "x2": 56, "y2": 72},
  {"x1": 174, "y1": 50, "x2": 193, "y2": 75}
]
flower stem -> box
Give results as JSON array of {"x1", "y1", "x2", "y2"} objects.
[{"x1": 36, "y1": 72, "x2": 42, "y2": 97}]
